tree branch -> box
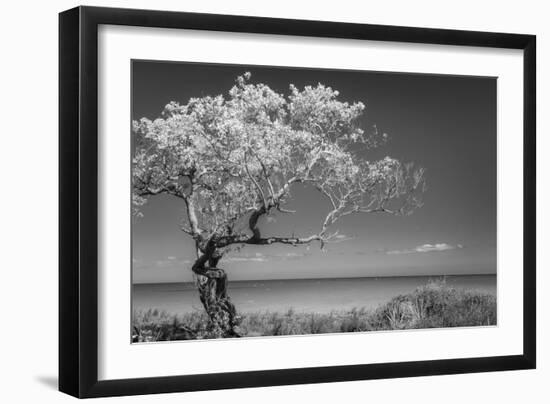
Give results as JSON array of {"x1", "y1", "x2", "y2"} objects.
[
  {"x1": 243, "y1": 152, "x2": 267, "y2": 208},
  {"x1": 216, "y1": 233, "x2": 322, "y2": 248}
]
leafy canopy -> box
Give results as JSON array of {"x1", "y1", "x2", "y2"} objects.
[{"x1": 133, "y1": 73, "x2": 425, "y2": 254}]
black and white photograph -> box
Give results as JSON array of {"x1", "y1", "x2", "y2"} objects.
[
  {"x1": 131, "y1": 61, "x2": 497, "y2": 342},
  {"x1": 1, "y1": 0, "x2": 544, "y2": 402}
]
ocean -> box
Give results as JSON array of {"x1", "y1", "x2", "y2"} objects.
[{"x1": 132, "y1": 274, "x2": 496, "y2": 314}]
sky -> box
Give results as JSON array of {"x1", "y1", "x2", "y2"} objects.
[{"x1": 131, "y1": 60, "x2": 496, "y2": 283}]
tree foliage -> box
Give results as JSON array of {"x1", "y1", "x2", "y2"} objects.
[{"x1": 133, "y1": 72, "x2": 425, "y2": 259}]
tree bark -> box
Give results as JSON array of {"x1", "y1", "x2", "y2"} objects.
[{"x1": 192, "y1": 253, "x2": 239, "y2": 337}]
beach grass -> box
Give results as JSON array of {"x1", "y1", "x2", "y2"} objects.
[{"x1": 132, "y1": 280, "x2": 496, "y2": 342}]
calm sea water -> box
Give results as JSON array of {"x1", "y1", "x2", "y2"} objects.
[{"x1": 133, "y1": 274, "x2": 496, "y2": 314}]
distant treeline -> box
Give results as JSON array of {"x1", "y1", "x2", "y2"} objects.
[{"x1": 132, "y1": 280, "x2": 496, "y2": 342}]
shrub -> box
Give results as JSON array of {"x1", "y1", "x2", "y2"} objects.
[{"x1": 132, "y1": 280, "x2": 496, "y2": 342}]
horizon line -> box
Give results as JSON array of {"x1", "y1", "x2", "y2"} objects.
[{"x1": 132, "y1": 272, "x2": 497, "y2": 285}]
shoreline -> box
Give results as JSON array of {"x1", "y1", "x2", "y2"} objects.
[
  {"x1": 132, "y1": 272, "x2": 497, "y2": 286},
  {"x1": 133, "y1": 280, "x2": 497, "y2": 342}
]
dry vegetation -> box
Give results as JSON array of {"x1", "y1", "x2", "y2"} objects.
[{"x1": 132, "y1": 280, "x2": 496, "y2": 342}]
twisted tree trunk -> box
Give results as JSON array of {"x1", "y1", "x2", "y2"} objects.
[{"x1": 192, "y1": 252, "x2": 239, "y2": 337}]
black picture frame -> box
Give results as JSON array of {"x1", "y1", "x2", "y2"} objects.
[{"x1": 59, "y1": 5, "x2": 536, "y2": 398}]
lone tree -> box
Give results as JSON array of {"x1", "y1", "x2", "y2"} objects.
[{"x1": 133, "y1": 73, "x2": 425, "y2": 337}]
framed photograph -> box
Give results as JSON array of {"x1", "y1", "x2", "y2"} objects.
[{"x1": 59, "y1": 6, "x2": 536, "y2": 398}]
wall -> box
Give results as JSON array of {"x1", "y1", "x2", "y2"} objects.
[{"x1": 1, "y1": 0, "x2": 546, "y2": 402}]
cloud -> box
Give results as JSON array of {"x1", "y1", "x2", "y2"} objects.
[
  {"x1": 225, "y1": 252, "x2": 268, "y2": 263},
  {"x1": 327, "y1": 233, "x2": 353, "y2": 243},
  {"x1": 225, "y1": 250, "x2": 311, "y2": 263},
  {"x1": 284, "y1": 252, "x2": 303, "y2": 257},
  {"x1": 282, "y1": 252, "x2": 308, "y2": 260},
  {"x1": 225, "y1": 256, "x2": 268, "y2": 263},
  {"x1": 386, "y1": 243, "x2": 463, "y2": 255},
  {"x1": 415, "y1": 243, "x2": 456, "y2": 253},
  {"x1": 152, "y1": 257, "x2": 192, "y2": 267}
]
